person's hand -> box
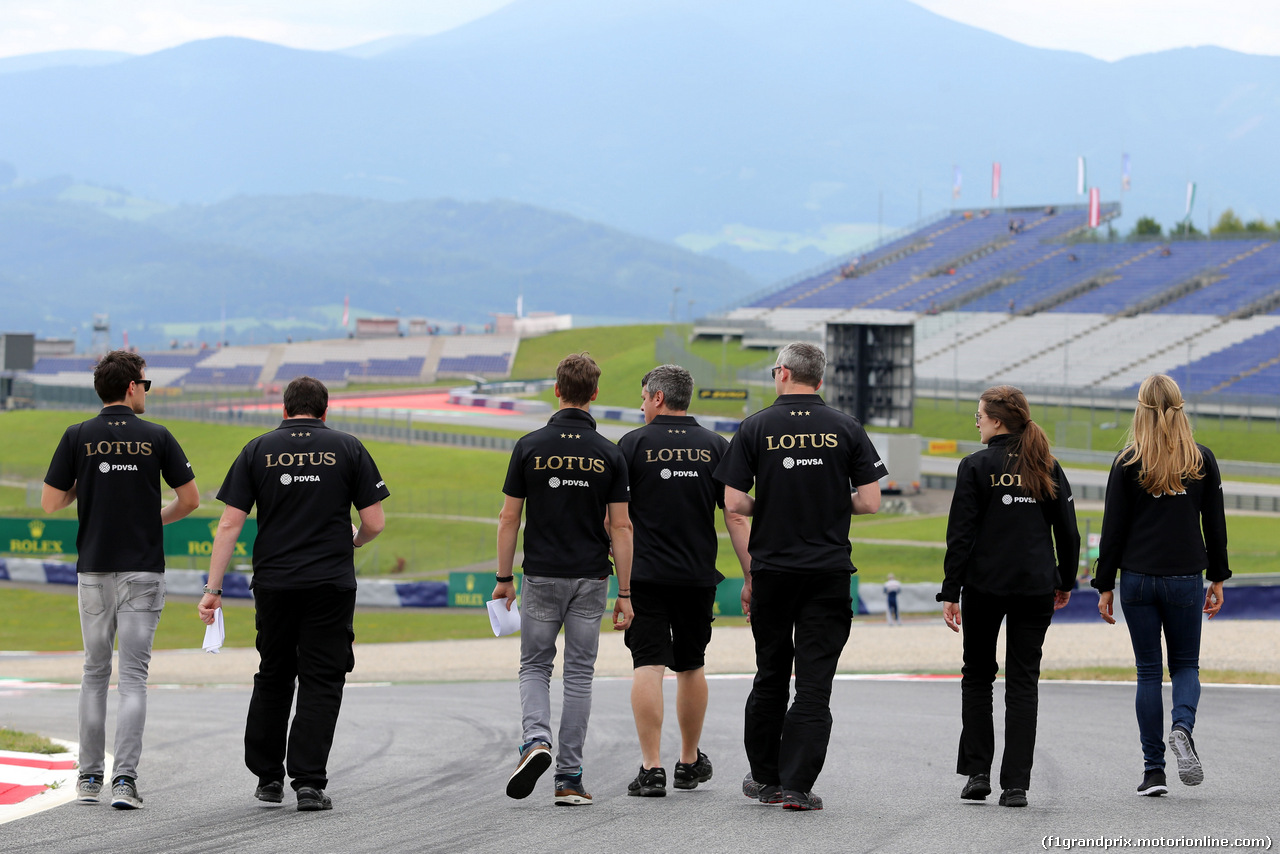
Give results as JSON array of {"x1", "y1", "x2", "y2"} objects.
[
  {"x1": 492, "y1": 580, "x2": 516, "y2": 610},
  {"x1": 197, "y1": 593, "x2": 221, "y2": 625},
  {"x1": 612, "y1": 596, "x2": 634, "y2": 630},
  {"x1": 1053, "y1": 590, "x2": 1071, "y2": 611},
  {"x1": 942, "y1": 601, "x2": 961, "y2": 633},
  {"x1": 740, "y1": 581, "x2": 752, "y2": 624},
  {"x1": 1203, "y1": 581, "x2": 1224, "y2": 619},
  {"x1": 1097, "y1": 590, "x2": 1116, "y2": 625}
]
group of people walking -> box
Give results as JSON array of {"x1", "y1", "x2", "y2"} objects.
[{"x1": 43, "y1": 345, "x2": 1229, "y2": 815}]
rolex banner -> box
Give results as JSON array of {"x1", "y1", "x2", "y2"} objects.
[{"x1": 0, "y1": 517, "x2": 257, "y2": 559}]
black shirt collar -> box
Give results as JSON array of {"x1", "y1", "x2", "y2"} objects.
[
  {"x1": 99, "y1": 404, "x2": 135, "y2": 417},
  {"x1": 277, "y1": 417, "x2": 327, "y2": 430},
  {"x1": 651, "y1": 414, "x2": 698, "y2": 425},
  {"x1": 987, "y1": 433, "x2": 1013, "y2": 447},
  {"x1": 773, "y1": 394, "x2": 826, "y2": 407},
  {"x1": 548, "y1": 408, "x2": 597, "y2": 430}
]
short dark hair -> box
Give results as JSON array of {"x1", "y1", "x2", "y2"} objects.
[
  {"x1": 93, "y1": 350, "x2": 146, "y2": 403},
  {"x1": 556, "y1": 353, "x2": 601, "y2": 406},
  {"x1": 642, "y1": 364, "x2": 693, "y2": 412},
  {"x1": 283, "y1": 376, "x2": 328, "y2": 418}
]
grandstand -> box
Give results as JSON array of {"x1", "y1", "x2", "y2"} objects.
[
  {"x1": 19, "y1": 333, "x2": 521, "y2": 392},
  {"x1": 695, "y1": 203, "x2": 1280, "y2": 399}
]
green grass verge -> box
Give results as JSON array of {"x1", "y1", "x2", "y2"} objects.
[
  {"x1": 0, "y1": 727, "x2": 62, "y2": 754},
  {"x1": 1041, "y1": 667, "x2": 1280, "y2": 685}
]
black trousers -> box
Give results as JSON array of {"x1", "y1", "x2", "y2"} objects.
[
  {"x1": 957, "y1": 589, "x2": 1055, "y2": 790},
  {"x1": 743, "y1": 571, "x2": 852, "y2": 793},
  {"x1": 245, "y1": 585, "x2": 356, "y2": 791}
]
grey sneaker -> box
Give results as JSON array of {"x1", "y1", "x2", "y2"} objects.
[
  {"x1": 296, "y1": 786, "x2": 333, "y2": 811},
  {"x1": 673, "y1": 751, "x2": 713, "y2": 790},
  {"x1": 76, "y1": 774, "x2": 102, "y2": 804},
  {"x1": 1168, "y1": 727, "x2": 1203, "y2": 786},
  {"x1": 781, "y1": 789, "x2": 824, "y2": 811},
  {"x1": 506, "y1": 740, "x2": 552, "y2": 799},
  {"x1": 110, "y1": 776, "x2": 143, "y2": 810}
]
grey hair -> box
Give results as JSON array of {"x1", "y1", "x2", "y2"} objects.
[
  {"x1": 776, "y1": 342, "x2": 826, "y2": 387},
  {"x1": 641, "y1": 364, "x2": 693, "y2": 412}
]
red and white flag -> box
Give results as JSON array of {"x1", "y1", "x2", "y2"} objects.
[
  {"x1": 1088, "y1": 187, "x2": 1101, "y2": 228},
  {"x1": 342, "y1": 295, "x2": 350, "y2": 328},
  {"x1": 991, "y1": 162, "x2": 1001, "y2": 200}
]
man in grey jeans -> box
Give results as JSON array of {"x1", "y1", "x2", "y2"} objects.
[
  {"x1": 493, "y1": 353, "x2": 633, "y2": 805},
  {"x1": 43, "y1": 350, "x2": 200, "y2": 809}
]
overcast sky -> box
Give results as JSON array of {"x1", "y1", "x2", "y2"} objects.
[{"x1": 1, "y1": 0, "x2": 1278, "y2": 61}]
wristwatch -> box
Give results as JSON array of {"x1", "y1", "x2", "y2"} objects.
[{"x1": 203, "y1": 585, "x2": 223, "y2": 596}]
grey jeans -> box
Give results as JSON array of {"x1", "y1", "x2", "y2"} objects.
[
  {"x1": 518, "y1": 575, "x2": 607, "y2": 776},
  {"x1": 77, "y1": 571, "x2": 165, "y2": 781}
]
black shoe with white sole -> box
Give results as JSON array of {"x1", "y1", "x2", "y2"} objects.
[{"x1": 1136, "y1": 768, "x2": 1168, "y2": 797}]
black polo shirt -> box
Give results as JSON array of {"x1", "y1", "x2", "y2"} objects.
[
  {"x1": 618, "y1": 414, "x2": 728, "y2": 587},
  {"x1": 217, "y1": 418, "x2": 390, "y2": 590},
  {"x1": 713, "y1": 394, "x2": 885, "y2": 575},
  {"x1": 502, "y1": 407, "x2": 629, "y2": 578},
  {"x1": 44, "y1": 405, "x2": 195, "y2": 573}
]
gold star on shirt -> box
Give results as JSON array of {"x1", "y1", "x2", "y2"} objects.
[
  {"x1": 305, "y1": 432, "x2": 311, "y2": 436},
  {"x1": 805, "y1": 410, "x2": 811, "y2": 416},
  {"x1": 560, "y1": 433, "x2": 566, "y2": 438},
  {"x1": 291, "y1": 432, "x2": 297, "y2": 437}
]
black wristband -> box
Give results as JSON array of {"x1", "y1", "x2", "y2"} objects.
[
  {"x1": 615, "y1": 593, "x2": 630, "y2": 599},
  {"x1": 495, "y1": 574, "x2": 515, "y2": 583}
]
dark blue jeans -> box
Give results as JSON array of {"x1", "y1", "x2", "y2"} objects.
[{"x1": 1120, "y1": 571, "x2": 1203, "y2": 771}]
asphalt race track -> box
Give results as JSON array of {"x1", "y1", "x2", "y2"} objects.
[{"x1": 3, "y1": 676, "x2": 1275, "y2": 854}]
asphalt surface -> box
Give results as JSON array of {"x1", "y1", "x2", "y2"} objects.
[{"x1": 2, "y1": 675, "x2": 1275, "y2": 854}]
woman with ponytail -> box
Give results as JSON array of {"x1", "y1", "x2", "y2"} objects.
[
  {"x1": 938, "y1": 385, "x2": 1079, "y2": 808},
  {"x1": 1094, "y1": 374, "x2": 1229, "y2": 797}
]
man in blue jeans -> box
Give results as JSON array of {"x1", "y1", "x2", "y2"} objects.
[
  {"x1": 493, "y1": 353, "x2": 633, "y2": 805},
  {"x1": 43, "y1": 350, "x2": 200, "y2": 809}
]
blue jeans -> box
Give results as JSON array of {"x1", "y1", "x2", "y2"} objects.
[
  {"x1": 517, "y1": 575, "x2": 608, "y2": 776},
  {"x1": 78, "y1": 572, "x2": 165, "y2": 781},
  {"x1": 1120, "y1": 571, "x2": 1203, "y2": 771}
]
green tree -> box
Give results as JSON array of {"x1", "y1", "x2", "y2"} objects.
[
  {"x1": 1212, "y1": 208, "x2": 1245, "y2": 235},
  {"x1": 1131, "y1": 216, "x2": 1162, "y2": 237},
  {"x1": 1245, "y1": 218, "x2": 1272, "y2": 233},
  {"x1": 1169, "y1": 220, "x2": 1202, "y2": 238}
]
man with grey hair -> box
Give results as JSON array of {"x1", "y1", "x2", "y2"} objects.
[
  {"x1": 617, "y1": 365, "x2": 751, "y2": 797},
  {"x1": 714, "y1": 342, "x2": 886, "y2": 811}
]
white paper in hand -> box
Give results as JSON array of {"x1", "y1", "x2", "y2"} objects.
[
  {"x1": 203, "y1": 607, "x2": 225, "y2": 653},
  {"x1": 486, "y1": 598, "x2": 521, "y2": 637}
]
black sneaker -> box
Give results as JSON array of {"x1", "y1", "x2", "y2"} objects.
[
  {"x1": 255, "y1": 779, "x2": 284, "y2": 804},
  {"x1": 1168, "y1": 726, "x2": 1203, "y2": 786},
  {"x1": 742, "y1": 773, "x2": 784, "y2": 804},
  {"x1": 998, "y1": 788, "x2": 1028, "y2": 808},
  {"x1": 1136, "y1": 768, "x2": 1168, "y2": 797},
  {"x1": 296, "y1": 786, "x2": 332, "y2": 811},
  {"x1": 110, "y1": 776, "x2": 143, "y2": 810},
  {"x1": 506, "y1": 740, "x2": 552, "y2": 799},
  {"x1": 780, "y1": 789, "x2": 823, "y2": 811},
  {"x1": 960, "y1": 773, "x2": 991, "y2": 801},
  {"x1": 627, "y1": 766, "x2": 667, "y2": 797},
  {"x1": 673, "y1": 751, "x2": 713, "y2": 790}
]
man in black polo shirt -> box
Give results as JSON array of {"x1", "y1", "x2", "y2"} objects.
[
  {"x1": 43, "y1": 350, "x2": 200, "y2": 810},
  {"x1": 714, "y1": 341, "x2": 885, "y2": 812},
  {"x1": 617, "y1": 364, "x2": 750, "y2": 797},
  {"x1": 493, "y1": 353, "x2": 632, "y2": 806},
  {"x1": 198, "y1": 375, "x2": 388, "y2": 812}
]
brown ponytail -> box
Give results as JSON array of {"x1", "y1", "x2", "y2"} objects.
[{"x1": 980, "y1": 385, "x2": 1058, "y2": 501}]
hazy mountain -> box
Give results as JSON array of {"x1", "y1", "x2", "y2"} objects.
[
  {"x1": 0, "y1": 192, "x2": 755, "y2": 345},
  {"x1": 0, "y1": 49, "x2": 133, "y2": 74},
  {"x1": 0, "y1": 0, "x2": 1276, "y2": 289}
]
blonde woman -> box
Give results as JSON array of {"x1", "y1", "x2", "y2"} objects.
[
  {"x1": 1094, "y1": 374, "x2": 1229, "y2": 797},
  {"x1": 939, "y1": 386, "x2": 1078, "y2": 808}
]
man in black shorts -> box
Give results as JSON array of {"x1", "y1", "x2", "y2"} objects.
[
  {"x1": 43, "y1": 350, "x2": 200, "y2": 810},
  {"x1": 617, "y1": 365, "x2": 751, "y2": 797},
  {"x1": 714, "y1": 342, "x2": 885, "y2": 811},
  {"x1": 198, "y1": 375, "x2": 389, "y2": 812}
]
